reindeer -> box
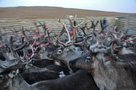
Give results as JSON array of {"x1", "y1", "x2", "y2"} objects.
[
  {"x1": 21, "y1": 26, "x2": 70, "y2": 76},
  {"x1": 0, "y1": 35, "x2": 99, "y2": 90},
  {"x1": 47, "y1": 18, "x2": 86, "y2": 65},
  {"x1": 69, "y1": 49, "x2": 136, "y2": 90},
  {"x1": 69, "y1": 26, "x2": 136, "y2": 90},
  {"x1": 0, "y1": 68, "x2": 99, "y2": 90}
]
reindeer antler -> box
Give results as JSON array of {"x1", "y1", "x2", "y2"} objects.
[{"x1": 0, "y1": 36, "x2": 29, "y2": 70}]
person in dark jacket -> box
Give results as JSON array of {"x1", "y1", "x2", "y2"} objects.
[{"x1": 103, "y1": 18, "x2": 107, "y2": 28}]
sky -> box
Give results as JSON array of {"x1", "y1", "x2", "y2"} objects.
[{"x1": 0, "y1": 0, "x2": 136, "y2": 13}]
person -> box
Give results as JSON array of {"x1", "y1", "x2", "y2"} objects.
[
  {"x1": 103, "y1": 18, "x2": 107, "y2": 28},
  {"x1": 114, "y1": 18, "x2": 119, "y2": 32},
  {"x1": 69, "y1": 15, "x2": 76, "y2": 36}
]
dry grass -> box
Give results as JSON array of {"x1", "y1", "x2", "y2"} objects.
[{"x1": 0, "y1": 6, "x2": 135, "y2": 19}]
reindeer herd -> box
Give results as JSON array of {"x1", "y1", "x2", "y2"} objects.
[{"x1": 0, "y1": 16, "x2": 136, "y2": 90}]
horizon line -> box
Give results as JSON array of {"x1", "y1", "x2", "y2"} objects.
[{"x1": 0, "y1": 6, "x2": 136, "y2": 14}]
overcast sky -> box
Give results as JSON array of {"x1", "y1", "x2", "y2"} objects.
[{"x1": 0, "y1": 0, "x2": 136, "y2": 13}]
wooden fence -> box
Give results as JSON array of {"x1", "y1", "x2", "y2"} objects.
[
  {"x1": 0, "y1": 15, "x2": 136, "y2": 37},
  {"x1": 117, "y1": 15, "x2": 136, "y2": 36}
]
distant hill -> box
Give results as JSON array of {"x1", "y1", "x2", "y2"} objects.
[{"x1": 0, "y1": 6, "x2": 135, "y2": 18}]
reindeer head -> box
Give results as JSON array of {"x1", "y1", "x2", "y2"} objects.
[
  {"x1": 0, "y1": 36, "x2": 32, "y2": 87},
  {"x1": 47, "y1": 18, "x2": 84, "y2": 65}
]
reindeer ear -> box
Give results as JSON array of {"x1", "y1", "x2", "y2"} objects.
[
  {"x1": 95, "y1": 53, "x2": 104, "y2": 60},
  {"x1": 39, "y1": 47, "x2": 44, "y2": 53},
  {"x1": 25, "y1": 64, "x2": 32, "y2": 69},
  {"x1": 0, "y1": 68, "x2": 4, "y2": 73},
  {"x1": 69, "y1": 45, "x2": 74, "y2": 50},
  {"x1": 8, "y1": 69, "x2": 19, "y2": 78},
  {"x1": 0, "y1": 75, "x2": 4, "y2": 79},
  {"x1": 64, "y1": 48, "x2": 70, "y2": 52}
]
